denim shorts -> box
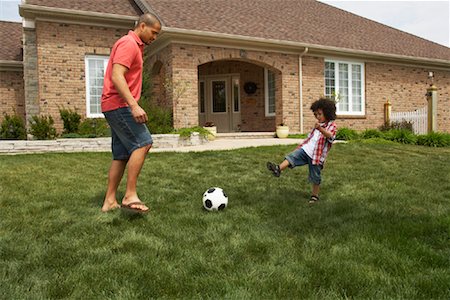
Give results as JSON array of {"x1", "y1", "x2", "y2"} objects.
[
  {"x1": 285, "y1": 148, "x2": 322, "y2": 185},
  {"x1": 103, "y1": 107, "x2": 153, "y2": 160}
]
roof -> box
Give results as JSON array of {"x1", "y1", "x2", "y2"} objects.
[
  {"x1": 0, "y1": 21, "x2": 23, "y2": 61},
  {"x1": 19, "y1": 0, "x2": 450, "y2": 62},
  {"x1": 25, "y1": 0, "x2": 142, "y2": 16},
  {"x1": 143, "y1": 0, "x2": 450, "y2": 61}
]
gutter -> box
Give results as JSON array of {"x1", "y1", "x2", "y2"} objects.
[
  {"x1": 19, "y1": 4, "x2": 138, "y2": 29},
  {"x1": 299, "y1": 48, "x2": 309, "y2": 134},
  {"x1": 157, "y1": 27, "x2": 450, "y2": 69},
  {"x1": 0, "y1": 60, "x2": 23, "y2": 72}
]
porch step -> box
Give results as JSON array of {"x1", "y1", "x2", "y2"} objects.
[{"x1": 215, "y1": 132, "x2": 276, "y2": 139}]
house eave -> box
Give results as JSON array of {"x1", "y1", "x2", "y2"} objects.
[
  {"x1": 0, "y1": 60, "x2": 23, "y2": 72},
  {"x1": 19, "y1": 4, "x2": 138, "y2": 29},
  {"x1": 149, "y1": 27, "x2": 450, "y2": 69}
]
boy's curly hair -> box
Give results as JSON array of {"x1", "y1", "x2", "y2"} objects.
[{"x1": 310, "y1": 98, "x2": 337, "y2": 121}]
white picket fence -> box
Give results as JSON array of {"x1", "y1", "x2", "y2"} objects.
[{"x1": 391, "y1": 106, "x2": 427, "y2": 134}]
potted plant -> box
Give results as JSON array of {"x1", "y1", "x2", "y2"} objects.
[
  {"x1": 203, "y1": 121, "x2": 217, "y2": 140},
  {"x1": 276, "y1": 122, "x2": 289, "y2": 138}
]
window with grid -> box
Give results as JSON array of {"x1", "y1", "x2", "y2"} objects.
[
  {"x1": 85, "y1": 55, "x2": 108, "y2": 117},
  {"x1": 265, "y1": 68, "x2": 276, "y2": 116},
  {"x1": 324, "y1": 60, "x2": 364, "y2": 115}
]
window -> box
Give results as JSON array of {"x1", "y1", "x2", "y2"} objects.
[
  {"x1": 85, "y1": 55, "x2": 109, "y2": 118},
  {"x1": 199, "y1": 81, "x2": 206, "y2": 113},
  {"x1": 232, "y1": 77, "x2": 240, "y2": 112},
  {"x1": 324, "y1": 60, "x2": 365, "y2": 115},
  {"x1": 265, "y1": 68, "x2": 276, "y2": 117},
  {"x1": 212, "y1": 80, "x2": 226, "y2": 113}
]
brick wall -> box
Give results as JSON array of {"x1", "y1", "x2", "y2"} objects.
[
  {"x1": 0, "y1": 70, "x2": 25, "y2": 121},
  {"x1": 149, "y1": 43, "x2": 300, "y2": 131},
  {"x1": 302, "y1": 56, "x2": 450, "y2": 133},
  {"x1": 35, "y1": 21, "x2": 128, "y2": 131},
  {"x1": 198, "y1": 60, "x2": 276, "y2": 131}
]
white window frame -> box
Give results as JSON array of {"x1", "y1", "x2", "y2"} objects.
[
  {"x1": 232, "y1": 76, "x2": 240, "y2": 113},
  {"x1": 85, "y1": 55, "x2": 109, "y2": 118},
  {"x1": 324, "y1": 59, "x2": 365, "y2": 116},
  {"x1": 264, "y1": 68, "x2": 276, "y2": 117}
]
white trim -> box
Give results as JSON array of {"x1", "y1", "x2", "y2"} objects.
[
  {"x1": 85, "y1": 55, "x2": 109, "y2": 118},
  {"x1": 0, "y1": 60, "x2": 23, "y2": 71},
  {"x1": 232, "y1": 76, "x2": 240, "y2": 113},
  {"x1": 325, "y1": 59, "x2": 365, "y2": 116},
  {"x1": 150, "y1": 27, "x2": 450, "y2": 68},
  {"x1": 264, "y1": 68, "x2": 276, "y2": 117}
]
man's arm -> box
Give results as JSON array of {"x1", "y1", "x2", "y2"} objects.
[{"x1": 111, "y1": 63, "x2": 148, "y2": 124}]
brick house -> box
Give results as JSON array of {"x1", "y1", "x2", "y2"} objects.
[{"x1": 2, "y1": 0, "x2": 449, "y2": 134}]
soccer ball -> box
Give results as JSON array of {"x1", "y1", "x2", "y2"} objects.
[{"x1": 202, "y1": 187, "x2": 228, "y2": 211}]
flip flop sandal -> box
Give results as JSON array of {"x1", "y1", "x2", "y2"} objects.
[
  {"x1": 309, "y1": 195, "x2": 319, "y2": 204},
  {"x1": 121, "y1": 201, "x2": 150, "y2": 214}
]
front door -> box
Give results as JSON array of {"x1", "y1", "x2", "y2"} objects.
[{"x1": 199, "y1": 75, "x2": 241, "y2": 133}]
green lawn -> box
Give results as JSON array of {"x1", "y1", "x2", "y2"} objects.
[{"x1": 1, "y1": 142, "x2": 449, "y2": 299}]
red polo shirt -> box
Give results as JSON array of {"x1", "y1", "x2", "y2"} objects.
[{"x1": 101, "y1": 31, "x2": 144, "y2": 112}]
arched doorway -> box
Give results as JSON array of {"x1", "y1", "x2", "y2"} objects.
[{"x1": 198, "y1": 59, "x2": 281, "y2": 133}]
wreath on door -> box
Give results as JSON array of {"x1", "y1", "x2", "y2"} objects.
[{"x1": 244, "y1": 82, "x2": 257, "y2": 94}]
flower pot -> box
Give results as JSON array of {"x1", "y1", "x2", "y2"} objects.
[
  {"x1": 203, "y1": 126, "x2": 217, "y2": 141},
  {"x1": 276, "y1": 125, "x2": 289, "y2": 138}
]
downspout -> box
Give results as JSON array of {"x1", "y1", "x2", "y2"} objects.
[{"x1": 299, "y1": 47, "x2": 309, "y2": 133}]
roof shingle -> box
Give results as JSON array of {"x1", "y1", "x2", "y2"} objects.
[
  {"x1": 144, "y1": 0, "x2": 450, "y2": 61},
  {"x1": 0, "y1": 21, "x2": 23, "y2": 61},
  {"x1": 26, "y1": 0, "x2": 142, "y2": 17}
]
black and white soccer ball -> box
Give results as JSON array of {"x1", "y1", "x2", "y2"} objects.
[{"x1": 202, "y1": 187, "x2": 228, "y2": 211}]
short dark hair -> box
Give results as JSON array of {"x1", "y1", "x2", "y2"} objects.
[
  {"x1": 310, "y1": 98, "x2": 337, "y2": 121},
  {"x1": 135, "y1": 13, "x2": 161, "y2": 28}
]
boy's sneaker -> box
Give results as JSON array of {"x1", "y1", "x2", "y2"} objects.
[{"x1": 266, "y1": 162, "x2": 281, "y2": 177}]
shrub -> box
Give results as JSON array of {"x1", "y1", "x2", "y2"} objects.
[
  {"x1": 416, "y1": 132, "x2": 450, "y2": 147},
  {"x1": 145, "y1": 104, "x2": 173, "y2": 134},
  {"x1": 361, "y1": 129, "x2": 384, "y2": 139},
  {"x1": 59, "y1": 108, "x2": 81, "y2": 134},
  {"x1": 78, "y1": 118, "x2": 110, "y2": 137},
  {"x1": 0, "y1": 114, "x2": 26, "y2": 140},
  {"x1": 384, "y1": 129, "x2": 417, "y2": 144},
  {"x1": 29, "y1": 115, "x2": 57, "y2": 140},
  {"x1": 336, "y1": 127, "x2": 359, "y2": 140},
  {"x1": 379, "y1": 120, "x2": 413, "y2": 132},
  {"x1": 174, "y1": 126, "x2": 212, "y2": 139}
]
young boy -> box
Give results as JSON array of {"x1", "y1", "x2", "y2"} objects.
[{"x1": 267, "y1": 98, "x2": 337, "y2": 204}]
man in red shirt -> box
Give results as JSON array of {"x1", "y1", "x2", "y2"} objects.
[{"x1": 101, "y1": 13, "x2": 161, "y2": 213}]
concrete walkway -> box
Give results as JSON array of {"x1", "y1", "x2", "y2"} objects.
[
  {"x1": 152, "y1": 137, "x2": 304, "y2": 152},
  {"x1": 0, "y1": 135, "x2": 304, "y2": 155}
]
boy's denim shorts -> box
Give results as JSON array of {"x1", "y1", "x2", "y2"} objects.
[
  {"x1": 103, "y1": 107, "x2": 153, "y2": 160},
  {"x1": 285, "y1": 148, "x2": 322, "y2": 185}
]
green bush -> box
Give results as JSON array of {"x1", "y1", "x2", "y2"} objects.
[
  {"x1": 29, "y1": 115, "x2": 57, "y2": 140},
  {"x1": 174, "y1": 126, "x2": 212, "y2": 139},
  {"x1": 59, "y1": 108, "x2": 81, "y2": 134},
  {"x1": 336, "y1": 127, "x2": 359, "y2": 140},
  {"x1": 416, "y1": 132, "x2": 450, "y2": 147},
  {"x1": 361, "y1": 129, "x2": 384, "y2": 139},
  {"x1": 144, "y1": 104, "x2": 173, "y2": 134},
  {"x1": 379, "y1": 120, "x2": 413, "y2": 132},
  {"x1": 0, "y1": 114, "x2": 26, "y2": 140},
  {"x1": 384, "y1": 129, "x2": 417, "y2": 144},
  {"x1": 78, "y1": 118, "x2": 110, "y2": 137}
]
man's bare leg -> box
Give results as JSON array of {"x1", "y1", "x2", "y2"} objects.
[
  {"x1": 102, "y1": 159, "x2": 127, "y2": 212},
  {"x1": 122, "y1": 144, "x2": 152, "y2": 212}
]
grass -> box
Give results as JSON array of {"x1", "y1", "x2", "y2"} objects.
[{"x1": 1, "y1": 142, "x2": 450, "y2": 299}]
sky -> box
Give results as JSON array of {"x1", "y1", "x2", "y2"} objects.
[{"x1": 0, "y1": 0, "x2": 449, "y2": 47}]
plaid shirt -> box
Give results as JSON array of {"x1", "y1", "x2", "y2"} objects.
[{"x1": 296, "y1": 121, "x2": 337, "y2": 165}]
